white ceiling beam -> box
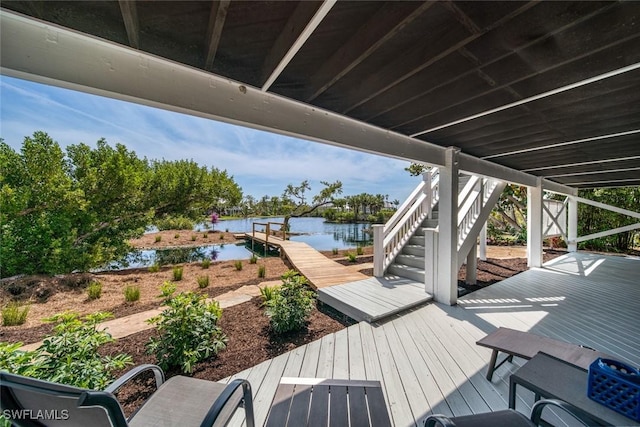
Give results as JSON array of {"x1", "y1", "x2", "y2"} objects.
[
  {"x1": 118, "y1": 0, "x2": 139, "y2": 49},
  {"x1": 411, "y1": 62, "x2": 640, "y2": 138},
  {"x1": 0, "y1": 10, "x2": 579, "y2": 195},
  {"x1": 545, "y1": 166, "x2": 640, "y2": 178},
  {"x1": 261, "y1": 0, "x2": 336, "y2": 91},
  {"x1": 524, "y1": 155, "x2": 640, "y2": 172},
  {"x1": 482, "y1": 129, "x2": 640, "y2": 160},
  {"x1": 0, "y1": 10, "x2": 445, "y2": 167},
  {"x1": 204, "y1": 0, "x2": 231, "y2": 71},
  {"x1": 563, "y1": 178, "x2": 640, "y2": 187}
]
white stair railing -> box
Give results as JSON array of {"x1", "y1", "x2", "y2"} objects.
[{"x1": 373, "y1": 168, "x2": 439, "y2": 276}]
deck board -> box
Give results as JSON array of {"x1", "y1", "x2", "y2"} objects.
[{"x1": 225, "y1": 252, "x2": 640, "y2": 426}]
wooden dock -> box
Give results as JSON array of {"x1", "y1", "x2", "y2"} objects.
[
  {"x1": 222, "y1": 252, "x2": 640, "y2": 426},
  {"x1": 245, "y1": 232, "x2": 369, "y2": 289}
]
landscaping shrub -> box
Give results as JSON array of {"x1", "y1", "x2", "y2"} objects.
[
  {"x1": 219, "y1": 234, "x2": 225, "y2": 240},
  {"x1": 356, "y1": 246, "x2": 364, "y2": 256},
  {"x1": 249, "y1": 254, "x2": 258, "y2": 264},
  {"x1": 148, "y1": 263, "x2": 161, "y2": 273},
  {"x1": 191, "y1": 234, "x2": 197, "y2": 241},
  {"x1": 234, "y1": 260, "x2": 243, "y2": 271},
  {"x1": 174, "y1": 233, "x2": 180, "y2": 239},
  {"x1": 87, "y1": 281, "x2": 102, "y2": 300},
  {"x1": 147, "y1": 292, "x2": 226, "y2": 374},
  {"x1": 155, "y1": 235, "x2": 162, "y2": 243},
  {"x1": 2, "y1": 302, "x2": 29, "y2": 326},
  {"x1": 265, "y1": 271, "x2": 315, "y2": 334},
  {"x1": 158, "y1": 281, "x2": 176, "y2": 299},
  {"x1": 155, "y1": 216, "x2": 195, "y2": 231},
  {"x1": 346, "y1": 252, "x2": 357, "y2": 263},
  {"x1": 172, "y1": 266, "x2": 184, "y2": 281},
  {"x1": 124, "y1": 285, "x2": 140, "y2": 302},
  {"x1": 258, "y1": 265, "x2": 266, "y2": 278},
  {"x1": 197, "y1": 275, "x2": 210, "y2": 288},
  {"x1": 0, "y1": 312, "x2": 132, "y2": 389},
  {"x1": 332, "y1": 248, "x2": 339, "y2": 255},
  {"x1": 201, "y1": 259, "x2": 211, "y2": 269},
  {"x1": 259, "y1": 284, "x2": 279, "y2": 306},
  {"x1": 203, "y1": 233, "x2": 209, "y2": 238}
]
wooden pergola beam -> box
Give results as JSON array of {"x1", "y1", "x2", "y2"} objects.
[
  {"x1": 118, "y1": 0, "x2": 139, "y2": 49},
  {"x1": 204, "y1": 0, "x2": 231, "y2": 71}
]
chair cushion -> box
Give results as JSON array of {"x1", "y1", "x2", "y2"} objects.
[
  {"x1": 129, "y1": 376, "x2": 233, "y2": 427},
  {"x1": 447, "y1": 409, "x2": 535, "y2": 427}
]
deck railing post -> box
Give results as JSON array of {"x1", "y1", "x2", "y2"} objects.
[
  {"x1": 424, "y1": 229, "x2": 438, "y2": 294},
  {"x1": 423, "y1": 170, "x2": 432, "y2": 219},
  {"x1": 373, "y1": 224, "x2": 384, "y2": 277}
]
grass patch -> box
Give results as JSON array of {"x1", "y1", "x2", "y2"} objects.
[
  {"x1": 174, "y1": 233, "x2": 180, "y2": 239},
  {"x1": 148, "y1": 263, "x2": 161, "y2": 273},
  {"x1": 87, "y1": 281, "x2": 102, "y2": 300},
  {"x1": 155, "y1": 235, "x2": 162, "y2": 243},
  {"x1": 197, "y1": 276, "x2": 210, "y2": 288},
  {"x1": 234, "y1": 260, "x2": 243, "y2": 271},
  {"x1": 191, "y1": 235, "x2": 197, "y2": 241},
  {"x1": 258, "y1": 265, "x2": 266, "y2": 278},
  {"x1": 124, "y1": 285, "x2": 141, "y2": 302},
  {"x1": 201, "y1": 259, "x2": 211, "y2": 269},
  {"x1": 332, "y1": 248, "x2": 339, "y2": 255},
  {"x1": 249, "y1": 254, "x2": 258, "y2": 264},
  {"x1": 2, "y1": 302, "x2": 29, "y2": 326},
  {"x1": 219, "y1": 234, "x2": 225, "y2": 240},
  {"x1": 356, "y1": 246, "x2": 364, "y2": 256},
  {"x1": 172, "y1": 266, "x2": 184, "y2": 281},
  {"x1": 346, "y1": 252, "x2": 357, "y2": 263}
]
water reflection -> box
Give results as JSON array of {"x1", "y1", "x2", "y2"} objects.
[{"x1": 107, "y1": 244, "x2": 252, "y2": 270}]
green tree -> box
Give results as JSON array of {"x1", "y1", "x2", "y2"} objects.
[{"x1": 282, "y1": 180, "x2": 342, "y2": 230}]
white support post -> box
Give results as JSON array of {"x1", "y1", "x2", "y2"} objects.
[
  {"x1": 479, "y1": 222, "x2": 487, "y2": 261},
  {"x1": 423, "y1": 171, "x2": 432, "y2": 219},
  {"x1": 465, "y1": 240, "x2": 478, "y2": 285},
  {"x1": 567, "y1": 196, "x2": 578, "y2": 252},
  {"x1": 372, "y1": 224, "x2": 384, "y2": 277},
  {"x1": 436, "y1": 147, "x2": 459, "y2": 305},
  {"x1": 527, "y1": 178, "x2": 544, "y2": 267},
  {"x1": 424, "y1": 229, "x2": 438, "y2": 295}
]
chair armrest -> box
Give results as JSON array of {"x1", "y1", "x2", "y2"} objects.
[
  {"x1": 104, "y1": 364, "x2": 165, "y2": 394},
  {"x1": 79, "y1": 390, "x2": 130, "y2": 427},
  {"x1": 423, "y1": 414, "x2": 457, "y2": 427},
  {"x1": 531, "y1": 399, "x2": 597, "y2": 426},
  {"x1": 199, "y1": 379, "x2": 255, "y2": 427}
]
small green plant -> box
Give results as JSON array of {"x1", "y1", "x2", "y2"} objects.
[
  {"x1": 155, "y1": 235, "x2": 162, "y2": 243},
  {"x1": 265, "y1": 271, "x2": 315, "y2": 334},
  {"x1": 225, "y1": 228, "x2": 229, "y2": 233},
  {"x1": 219, "y1": 234, "x2": 225, "y2": 240},
  {"x1": 0, "y1": 312, "x2": 132, "y2": 389},
  {"x1": 203, "y1": 233, "x2": 209, "y2": 238},
  {"x1": 346, "y1": 252, "x2": 357, "y2": 263},
  {"x1": 249, "y1": 254, "x2": 258, "y2": 264},
  {"x1": 332, "y1": 248, "x2": 339, "y2": 255},
  {"x1": 87, "y1": 281, "x2": 102, "y2": 300},
  {"x1": 197, "y1": 275, "x2": 210, "y2": 288},
  {"x1": 259, "y1": 284, "x2": 279, "y2": 305},
  {"x1": 148, "y1": 263, "x2": 161, "y2": 273},
  {"x1": 191, "y1": 234, "x2": 197, "y2": 241},
  {"x1": 356, "y1": 246, "x2": 364, "y2": 256},
  {"x1": 234, "y1": 260, "x2": 243, "y2": 271},
  {"x1": 174, "y1": 233, "x2": 180, "y2": 239},
  {"x1": 258, "y1": 265, "x2": 266, "y2": 278},
  {"x1": 158, "y1": 281, "x2": 176, "y2": 299},
  {"x1": 172, "y1": 266, "x2": 184, "y2": 281},
  {"x1": 124, "y1": 285, "x2": 140, "y2": 302},
  {"x1": 147, "y1": 292, "x2": 226, "y2": 374},
  {"x1": 2, "y1": 302, "x2": 30, "y2": 326},
  {"x1": 201, "y1": 259, "x2": 211, "y2": 269}
]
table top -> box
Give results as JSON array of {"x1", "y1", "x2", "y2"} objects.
[
  {"x1": 265, "y1": 378, "x2": 392, "y2": 427},
  {"x1": 511, "y1": 352, "x2": 635, "y2": 426}
]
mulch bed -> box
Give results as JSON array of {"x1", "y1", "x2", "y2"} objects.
[{"x1": 101, "y1": 297, "x2": 355, "y2": 416}]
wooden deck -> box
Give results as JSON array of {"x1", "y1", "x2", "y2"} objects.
[
  {"x1": 246, "y1": 232, "x2": 369, "y2": 289},
  {"x1": 317, "y1": 276, "x2": 432, "y2": 322},
  {"x1": 222, "y1": 252, "x2": 640, "y2": 426}
]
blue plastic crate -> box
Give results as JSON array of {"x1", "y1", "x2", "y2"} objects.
[{"x1": 588, "y1": 358, "x2": 640, "y2": 423}]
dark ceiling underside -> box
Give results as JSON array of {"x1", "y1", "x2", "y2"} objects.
[{"x1": 2, "y1": 0, "x2": 639, "y2": 189}]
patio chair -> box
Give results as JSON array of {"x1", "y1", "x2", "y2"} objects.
[
  {"x1": 0, "y1": 365, "x2": 254, "y2": 427},
  {"x1": 424, "y1": 399, "x2": 595, "y2": 427}
]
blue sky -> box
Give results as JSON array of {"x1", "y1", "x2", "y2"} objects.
[{"x1": 0, "y1": 75, "x2": 418, "y2": 203}]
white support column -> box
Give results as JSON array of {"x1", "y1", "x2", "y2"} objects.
[
  {"x1": 372, "y1": 224, "x2": 384, "y2": 277},
  {"x1": 527, "y1": 178, "x2": 544, "y2": 267},
  {"x1": 567, "y1": 196, "x2": 578, "y2": 252},
  {"x1": 465, "y1": 240, "x2": 478, "y2": 285},
  {"x1": 424, "y1": 229, "x2": 438, "y2": 295},
  {"x1": 479, "y1": 222, "x2": 487, "y2": 261},
  {"x1": 436, "y1": 147, "x2": 459, "y2": 305}
]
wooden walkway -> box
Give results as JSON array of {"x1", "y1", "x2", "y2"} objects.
[
  {"x1": 222, "y1": 252, "x2": 640, "y2": 426},
  {"x1": 246, "y1": 232, "x2": 370, "y2": 289}
]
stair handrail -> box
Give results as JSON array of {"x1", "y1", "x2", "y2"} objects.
[
  {"x1": 457, "y1": 177, "x2": 500, "y2": 250},
  {"x1": 373, "y1": 168, "x2": 439, "y2": 276}
]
